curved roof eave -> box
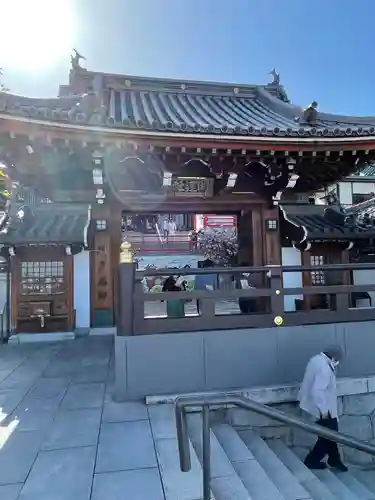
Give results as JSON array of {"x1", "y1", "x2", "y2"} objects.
[
  {"x1": 2, "y1": 113, "x2": 375, "y2": 148},
  {"x1": 257, "y1": 88, "x2": 375, "y2": 126}
]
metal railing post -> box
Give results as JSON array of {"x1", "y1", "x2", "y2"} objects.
[
  {"x1": 175, "y1": 404, "x2": 191, "y2": 472},
  {"x1": 202, "y1": 405, "x2": 211, "y2": 500}
]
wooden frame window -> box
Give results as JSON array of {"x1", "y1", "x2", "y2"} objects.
[
  {"x1": 20, "y1": 260, "x2": 65, "y2": 296},
  {"x1": 310, "y1": 255, "x2": 325, "y2": 285}
]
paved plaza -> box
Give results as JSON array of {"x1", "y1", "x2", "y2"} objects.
[{"x1": 0, "y1": 337, "x2": 167, "y2": 500}]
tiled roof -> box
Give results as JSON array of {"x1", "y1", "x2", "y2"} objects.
[
  {"x1": 107, "y1": 86, "x2": 375, "y2": 137},
  {"x1": 2, "y1": 73, "x2": 375, "y2": 138},
  {"x1": 280, "y1": 203, "x2": 375, "y2": 241},
  {"x1": 352, "y1": 163, "x2": 375, "y2": 177},
  {"x1": 346, "y1": 196, "x2": 375, "y2": 220},
  {"x1": 0, "y1": 203, "x2": 90, "y2": 245}
]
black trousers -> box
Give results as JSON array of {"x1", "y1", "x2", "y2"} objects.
[
  {"x1": 305, "y1": 415, "x2": 341, "y2": 465},
  {"x1": 239, "y1": 297, "x2": 256, "y2": 314}
]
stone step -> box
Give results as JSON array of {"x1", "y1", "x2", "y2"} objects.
[
  {"x1": 148, "y1": 404, "x2": 215, "y2": 500},
  {"x1": 267, "y1": 439, "x2": 336, "y2": 500},
  {"x1": 352, "y1": 470, "x2": 375, "y2": 496},
  {"x1": 148, "y1": 402, "x2": 375, "y2": 500},
  {"x1": 334, "y1": 471, "x2": 375, "y2": 500},
  {"x1": 313, "y1": 469, "x2": 363, "y2": 500},
  {"x1": 187, "y1": 414, "x2": 252, "y2": 500},
  {"x1": 212, "y1": 423, "x2": 286, "y2": 500},
  {"x1": 270, "y1": 439, "x2": 375, "y2": 500},
  {"x1": 238, "y1": 429, "x2": 312, "y2": 500}
]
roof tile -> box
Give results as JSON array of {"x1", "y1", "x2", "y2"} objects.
[{"x1": 0, "y1": 203, "x2": 90, "y2": 245}]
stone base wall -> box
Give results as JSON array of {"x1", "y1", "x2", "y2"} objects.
[
  {"x1": 116, "y1": 321, "x2": 375, "y2": 401},
  {"x1": 223, "y1": 381, "x2": 375, "y2": 465}
]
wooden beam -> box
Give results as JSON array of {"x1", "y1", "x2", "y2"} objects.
[
  {"x1": 1, "y1": 121, "x2": 375, "y2": 152},
  {"x1": 262, "y1": 207, "x2": 281, "y2": 266}
]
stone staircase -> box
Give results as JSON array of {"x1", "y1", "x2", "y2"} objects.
[{"x1": 149, "y1": 404, "x2": 375, "y2": 500}]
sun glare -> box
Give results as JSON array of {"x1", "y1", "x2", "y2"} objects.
[{"x1": 0, "y1": 0, "x2": 75, "y2": 70}]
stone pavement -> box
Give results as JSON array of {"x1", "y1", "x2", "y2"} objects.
[{"x1": 0, "y1": 337, "x2": 166, "y2": 500}]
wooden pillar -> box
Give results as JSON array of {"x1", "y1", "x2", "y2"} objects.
[
  {"x1": 10, "y1": 254, "x2": 17, "y2": 333},
  {"x1": 262, "y1": 207, "x2": 281, "y2": 266},
  {"x1": 90, "y1": 201, "x2": 123, "y2": 328},
  {"x1": 109, "y1": 202, "x2": 123, "y2": 326},
  {"x1": 302, "y1": 249, "x2": 312, "y2": 310},
  {"x1": 237, "y1": 210, "x2": 253, "y2": 265},
  {"x1": 341, "y1": 249, "x2": 351, "y2": 285},
  {"x1": 90, "y1": 205, "x2": 114, "y2": 327},
  {"x1": 251, "y1": 208, "x2": 264, "y2": 267}
]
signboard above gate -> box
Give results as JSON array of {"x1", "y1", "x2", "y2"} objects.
[{"x1": 171, "y1": 177, "x2": 214, "y2": 198}]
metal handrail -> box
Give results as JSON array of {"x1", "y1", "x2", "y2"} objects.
[{"x1": 175, "y1": 395, "x2": 375, "y2": 500}]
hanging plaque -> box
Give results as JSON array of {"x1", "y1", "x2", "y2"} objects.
[{"x1": 171, "y1": 177, "x2": 213, "y2": 197}]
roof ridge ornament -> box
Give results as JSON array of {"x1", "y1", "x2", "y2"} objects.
[
  {"x1": 268, "y1": 69, "x2": 289, "y2": 103},
  {"x1": 70, "y1": 49, "x2": 87, "y2": 72},
  {"x1": 269, "y1": 68, "x2": 280, "y2": 86}
]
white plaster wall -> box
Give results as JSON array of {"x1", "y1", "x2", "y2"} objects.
[
  {"x1": 281, "y1": 247, "x2": 303, "y2": 312},
  {"x1": 352, "y1": 182, "x2": 375, "y2": 195},
  {"x1": 353, "y1": 270, "x2": 375, "y2": 307},
  {"x1": 74, "y1": 251, "x2": 90, "y2": 329},
  {"x1": 338, "y1": 181, "x2": 353, "y2": 206}
]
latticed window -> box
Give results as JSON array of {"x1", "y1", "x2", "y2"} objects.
[
  {"x1": 310, "y1": 255, "x2": 325, "y2": 285},
  {"x1": 20, "y1": 261, "x2": 64, "y2": 295}
]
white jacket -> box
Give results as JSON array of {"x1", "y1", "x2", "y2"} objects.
[{"x1": 298, "y1": 352, "x2": 338, "y2": 419}]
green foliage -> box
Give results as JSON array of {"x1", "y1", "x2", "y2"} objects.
[
  {"x1": 0, "y1": 165, "x2": 9, "y2": 208},
  {"x1": 0, "y1": 68, "x2": 9, "y2": 93}
]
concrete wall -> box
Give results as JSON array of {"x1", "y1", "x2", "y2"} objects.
[
  {"x1": 115, "y1": 320, "x2": 375, "y2": 401},
  {"x1": 353, "y1": 269, "x2": 375, "y2": 306},
  {"x1": 281, "y1": 247, "x2": 302, "y2": 312},
  {"x1": 338, "y1": 179, "x2": 375, "y2": 206},
  {"x1": 74, "y1": 251, "x2": 90, "y2": 332},
  {"x1": 338, "y1": 181, "x2": 353, "y2": 206}
]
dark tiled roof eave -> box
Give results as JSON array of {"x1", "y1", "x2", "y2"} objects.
[
  {"x1": 108, "y1": 88, "x2": 375, "y2": 137},
  {"x1": 2, "y1": 77, "x2": 375, "y2": 138},
  {"x1": 281, "y1": 204, "x2": 375, "y2": 242},
  {"x1": 0, "y1": 204, "x2": 90, "y2": 246}
]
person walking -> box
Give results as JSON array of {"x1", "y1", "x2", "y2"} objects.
[
  {"x1": 162, "y1": 276, "x2": 185, "y2": 318},
  {"x1": 298, "y1": 346, "x2": 348, "y2": 472},
  {"x1": 163, "y1": 217, "x2": 169, "y2": 241}
]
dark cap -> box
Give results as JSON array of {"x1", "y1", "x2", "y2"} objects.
[{"x1": 324, "y1": 345, "x2": 344, "y2": 361}]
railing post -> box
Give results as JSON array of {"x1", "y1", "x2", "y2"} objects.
[
  {"x1": 117, "y1": 261, "x2": 136, "y2": 336},
  {"x1": 335, "y1": 291, "x2": 350, "y2": 312},
  {"x1": 269, "y1": 267, "x2": 284, "y2": 323},
  {"x1": 202, "y1": 405, "x2": 211, "y2": 500},
  {"x1": 133, "y1": 277, "x2": 146, "y2": 333}
]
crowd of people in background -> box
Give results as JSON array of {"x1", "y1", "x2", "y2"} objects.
[
  {"x1": 123, "y1": 214, "x2": 193, "y2": 234},
  {"x1": 160, "y1": 259, "x2": 259, "y2": 318}
]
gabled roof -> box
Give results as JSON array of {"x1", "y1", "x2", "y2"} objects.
[
  {"x1": 2, "y1": 69, "x2": 375, "y2": 140},
  {"x1": 280, "y1": 203, "x2": 375, "y2": 242},
  {"x1": 0, "y1": 203, "x2": 90, "y2": 246}
]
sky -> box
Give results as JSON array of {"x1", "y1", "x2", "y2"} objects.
[{"x1": 0, "y1": 0, "x2": 374, "y2": 116}]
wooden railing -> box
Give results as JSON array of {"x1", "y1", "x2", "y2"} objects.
[{"x1": 117, "y1": 262, "x2": 375, "y2": 335}]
